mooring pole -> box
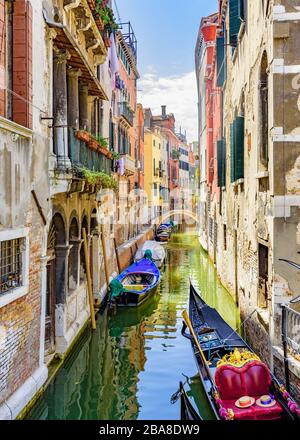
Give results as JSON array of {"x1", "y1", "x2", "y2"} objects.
[
  {"x1": 281, "y1": 304, "x2": 290, "y2": 393},
  {"x1": 100, "y1": 223, "x2": 110, "y2": 288},
  {"x1": 82, "y1": 228, "x2": 96, "y2": 330},
  {"x1": 113, "y1": 237, "x2": 121, "y2": 274}
]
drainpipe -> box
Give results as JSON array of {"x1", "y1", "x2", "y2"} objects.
[{"x1": 6, "y1": 0, "x2": 13, "y2": 119}]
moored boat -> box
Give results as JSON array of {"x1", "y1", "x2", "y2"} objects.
[
  {"x1": 155, "y1": 222, "x2": 174, "y2": 242},
  {"x1": 181, "y1": 282, "x2": 300, "y2": 421},
  {"x1": 134, "y1": 241, "x2": 166, "y2": 268},
  {"x1": 179, "y1": 382, "x2": 203, "y2": 421},
  {"x1": 109, "y1": 258, "x2": 160, "y2": 307}
]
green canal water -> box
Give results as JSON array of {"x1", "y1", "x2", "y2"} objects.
[{"x1": 27, "y1": 233, "x2": 240, "y2": 420}]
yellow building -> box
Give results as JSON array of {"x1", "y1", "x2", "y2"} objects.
[{"x1": 144, "y1": 128, "x2": 163, "y2": 221}]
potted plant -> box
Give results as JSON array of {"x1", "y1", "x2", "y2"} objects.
[{"x1": 111, "y1": 151, "x2": 120, "y2": 161}]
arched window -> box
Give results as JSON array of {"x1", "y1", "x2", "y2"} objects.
[{"x1": 259, "y1": 51, "x2": 269, "y2": 166}]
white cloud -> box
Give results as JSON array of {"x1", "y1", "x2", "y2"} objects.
[{"x1": 138, "y1": 71, "x2": 198, "y2": 143}]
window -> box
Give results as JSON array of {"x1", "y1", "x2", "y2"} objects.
[
  {"x1": 0, "y1": 1, "x2": 32, "y2": 127},
  {"x1": 0, "y1": 238, "x2": 23, "y2": 294},
  {"x1": 217, "y1": 138, "x2": 226, "y2": 187},
  {"x1": 259, "y1": 51, "x2": 269, "y2": 166},
  {"x1": 230, "y1": 116, "x2": 245, "y2": 183},
  {"x1": 258, "y1": 243, "x2": 269, "y2": 309},
  {"x1": 229, "y1": 0, "x2": 246, "y2": 47},
  {"x1": 0, "y1": 229, "x2": 29, "y2": 308},
  {"x1": 224, "y1": 225, "x2": 227, "y2": 250},
  {"x1": 216, "y1": 30, "x2": 226, "y2": 87}
]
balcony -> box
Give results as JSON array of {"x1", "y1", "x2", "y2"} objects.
[
  {"x1": 120, "y1": 154, "x2": 136, "y2": 176},
  {"x1": 119, "y1": 102, "x2": 134, "y2": 127},
  {"x1": 50, "y1": 129, "x2": 113, "y2": 196}
]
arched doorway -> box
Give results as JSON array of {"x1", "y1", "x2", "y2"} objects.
[
  {"x1": 68, "y1": 216, "x2": 79, "y2": 291},
  {"x1": 46, "y1": 213, "x2": 66, "y2": 354},
  {"x1": 80, "y1": 215, "x2": 89, "y2": 283},
  {"x1": 90, "y1": 208, "x2": 100, "y2": 294}
]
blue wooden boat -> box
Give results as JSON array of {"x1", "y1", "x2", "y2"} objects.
[{"x1": 110, "y1": 258, "x2": 160, "y2": 307}]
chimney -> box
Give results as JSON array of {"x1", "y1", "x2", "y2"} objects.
[{"x1": 161, "y1": 105, "x2": 166, "y2": 118}]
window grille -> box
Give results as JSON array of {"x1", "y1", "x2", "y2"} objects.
[{"x1": 0, "y1": 238, "x2": 23, "y2": 294}]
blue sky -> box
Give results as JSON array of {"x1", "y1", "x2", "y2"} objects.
[
  {"x1": 115, "y1": 0, "x2": 218, "y2": 77},
  {"x1": 114, "y1": 0, "x2": 218, "y2": 141}
]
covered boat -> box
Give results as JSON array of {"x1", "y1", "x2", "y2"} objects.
[
  {"x1": 155, "y1": 222, "x2": 174, "y2": 242},
  {"x1": 134, "y1": 241, "x2": 166, "y2": 268},
  {"x1": 109, "y1": 258, "x2": 160, "y2": 307},
  {"x1": 181, "y1": 282, "x2": 300, "y2": 421}
]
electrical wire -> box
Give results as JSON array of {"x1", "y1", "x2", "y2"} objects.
[
  {"x1": 113, "y1": 0, "x2": 121, "y2": 23},
  {"x1": 1, "y1": 82, "x2": 48, "y2": 115}
]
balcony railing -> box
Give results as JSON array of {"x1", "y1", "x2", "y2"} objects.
[
  {"x1": 119, "y1": 102, "x2": 134, "y2": 126},
  {"x1": 69, "y1": 130, "x2": 113, "y2": 174},
  {"x1": 120, "y1": 153, "x2": 135, "y2": 176}
]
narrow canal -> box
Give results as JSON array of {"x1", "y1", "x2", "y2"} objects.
[{"x1": 27, "y1": 233, "x2": 240, "y2": 420}]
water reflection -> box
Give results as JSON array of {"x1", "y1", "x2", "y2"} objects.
[{"x1": 27, "y1": 234, "x2": 240, "y2": 420}]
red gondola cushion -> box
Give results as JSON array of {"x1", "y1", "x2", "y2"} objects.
[
  {"x1": 215, "y1": 360, "x2": 283, "y2": 420},
  {"x1": 215, "y1": 360, "x2": 271, "y2": 400},
  {"x1": 251, "y1": 399, "x2": 283, "y2": 420},
  {"x1": 218, "y1": 400, "x2": 254, "y2": 420}
]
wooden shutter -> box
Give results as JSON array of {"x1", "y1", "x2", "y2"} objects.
[
  {"x1": 229, "y1": 0, "x2": 242, "y2": 47},
  {"x1": 235, "y1": 116, "x2": 245, "y2": 180},
  {"x1": 230, "y1": 122, "x2": 236, "y2": 183},
  {"x1": 12, "y1": 0, "x2": 32, "y2": 128},
  {"x1": 216, "y1": 36, "x2": 226, "y2": 87}
]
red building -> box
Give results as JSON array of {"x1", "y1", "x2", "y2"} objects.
[
  {"x1": 199, "y1": 14, "x2": 223, "y2": 259},
  {"x1": 150, "y1": 106, "x2": 180, "y2": 193}
]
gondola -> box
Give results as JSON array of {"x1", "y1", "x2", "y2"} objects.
[
  {"x1": 181, "y1": 282, "x2": 300, "y2": 421},
  {"x1": 109, "y1": 258, "x2": 160, "y2": 307},
  {"x1": 179, "y1": 382, "x2": 203, "y2": 421}
]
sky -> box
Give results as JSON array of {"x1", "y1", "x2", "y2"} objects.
[{"x1": 114, "y1": 0, "x2": 218, "y2": 142}]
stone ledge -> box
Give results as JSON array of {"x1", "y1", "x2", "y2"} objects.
[
  {"x1": 0, "y1": 116, "x2": 33, "y2": 139},
  {"x1": 0, "y1": 365, "x2": 48, "y2": 420},
  {"x1": 273, "y1": 345, "x2": 300, "y2": 380}
]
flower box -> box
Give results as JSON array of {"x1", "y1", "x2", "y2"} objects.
[
  {"x1": 76, "y1": 130, "x2": 90, "y2": 143},
  {"x1": 88, "y1": 139, "x2": 99, "y2": 150},
  {"x1": 98, "y1": 145, "x2": 109, "y2": 156}
]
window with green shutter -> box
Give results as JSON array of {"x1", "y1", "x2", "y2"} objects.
[
  {"x1": 235, "y1": 116, "x2": 245, "y2": 180},
  {"x1": 217, "y1": 138, "x2": 226, "y2": 187},
  {"x1": 216, "y1": 36, "x2": 226, "y2": 87},
  {"x1": 229, "y1": 0, "x2": 245, "y2": 47},
  {"x1": 230, "y1": 122, "x2": 236, "y2": 183},
  {"x1": 230, "y1": 117, "x2": 245, "y2": 182}
]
